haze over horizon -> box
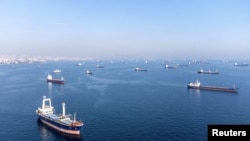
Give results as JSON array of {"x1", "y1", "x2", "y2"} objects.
[{"x1": 0, "y1": 0, "x2": 250, "y2": 60}]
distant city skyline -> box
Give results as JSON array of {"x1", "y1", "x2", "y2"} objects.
[{"x1": 0, "y1": 0, "x2": 250, "y2": 59}]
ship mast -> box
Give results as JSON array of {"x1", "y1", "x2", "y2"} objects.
[
  {"x1": 62, "y1": 103, "x2": 65, "y2": 118},
  {"x1": 74, "y1": 112, "x2": 76, "y2": 122}
]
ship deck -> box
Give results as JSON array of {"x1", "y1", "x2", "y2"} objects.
[
  {"x1": 188, "y1": 85, "x2": 238, "y2": 93},
  {"x1": 45, "y1": 113, "x2": 74, "y2": 125}
]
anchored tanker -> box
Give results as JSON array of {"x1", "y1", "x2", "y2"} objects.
[{"x1": 36, "y1": 96, "x2": 84, "y2": 135}]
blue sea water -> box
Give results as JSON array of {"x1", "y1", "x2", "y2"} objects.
[{"x1": 0, "y1": 60, "x2": 250, "y2": 141}]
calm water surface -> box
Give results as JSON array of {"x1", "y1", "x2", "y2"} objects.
[{"x1": 0, "y1": 60, "x2": 250, "y2": 141}]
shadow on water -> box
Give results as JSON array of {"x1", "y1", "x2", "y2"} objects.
[{"x1": 37, "y1": 119, "x2": 84, "y2": 141}]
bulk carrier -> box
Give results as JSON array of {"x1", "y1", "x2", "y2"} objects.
[
  {"x1": 36, "y1": 96, "x2": 84, "y2": 135},
  {"x1": 187, "y1": 80, "x2": 238, "y2": 93}
]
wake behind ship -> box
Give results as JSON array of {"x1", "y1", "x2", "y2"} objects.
[{"x1": 36, "y1": 96, "x2": 84, "y2": 135}]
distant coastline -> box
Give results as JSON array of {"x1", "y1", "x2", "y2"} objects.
[
  {"x1": 0, "y1": 55, "x2": 93, "y2": 65},
  {"x1": 0, "y1": 55, "x2": 249, "y2": 65}
]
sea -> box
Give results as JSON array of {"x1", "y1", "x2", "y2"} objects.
[{"x1": 0, "y1": 59, "x2": 250, "y2": 141}]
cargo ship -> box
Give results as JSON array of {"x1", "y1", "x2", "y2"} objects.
[
  {"x1": 75, "y1": 63, "x2": 82, "y2": 66},
  {"x1": 53, "y1": 69, "x2": 61, "y2": 73},
  {"x1": 86, "y1": 69, "x2": 93, "y2": 75},
  {"x1": 134, "y1": 67, "x2": 148, "y2": 72},
  {"x1": 234, "y1": 62, "x2": 248, "y2": 67},
  {"x1": 197, "y1": 68, "x2": 219, "y2": 74},
  {"x1": 36, "y1": 96, "x2": 84, "y2": 135},
  {"x1": 165, "y1": 64, "x2": 177, "y2": 69},
  {"x1": 47, "y1": 74, "x2": 64, "y2": 84},
  {"x1": 187, "y1": 80, "x2": 238, "y2": 93},
  {"x1": 96, "y1": 64, "x2": 105, "y2": 68}
]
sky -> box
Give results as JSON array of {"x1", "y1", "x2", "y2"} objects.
[{"x1": 0, "y1": 0, "x2": 250, "y2": 59}]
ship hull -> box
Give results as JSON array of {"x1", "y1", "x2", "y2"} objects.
[
  {"x1": 135, "y1": 69, "x2": 148, "y2": 72},
  {"x1": 38, "y1": 115, "x2": 82, "y2": 135},
  {"x1": 197, "y1": 72, "x2": 219, "y2": 74},
  {"x1": 47, "y1": 79, "x2": 64, "y2": 84},
  {"x1": 188, "y1": 85, "x2": 238, "y2": 93},
  {"x1": 165, "y1": 66, "x2": 177, "y2": 69}
]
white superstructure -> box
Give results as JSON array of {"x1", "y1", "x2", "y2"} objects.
[
  {"x1": 47, "y1": 74, "x2": 53, "y2": 80},
  {"x1": 36, "y1": 96, "x2": 54, "y2": 115},
  {"x1": 187, "y1": 80, "x2": 201, "y2": 87}
]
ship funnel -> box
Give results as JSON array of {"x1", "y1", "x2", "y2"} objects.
[{"x1": 62, "y1": 103, "x2": 66, "y2": 117}]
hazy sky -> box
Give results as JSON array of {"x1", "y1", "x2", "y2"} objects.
[{"x1": 0, "y1": 0, "x2": 250, "y2": 59}]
